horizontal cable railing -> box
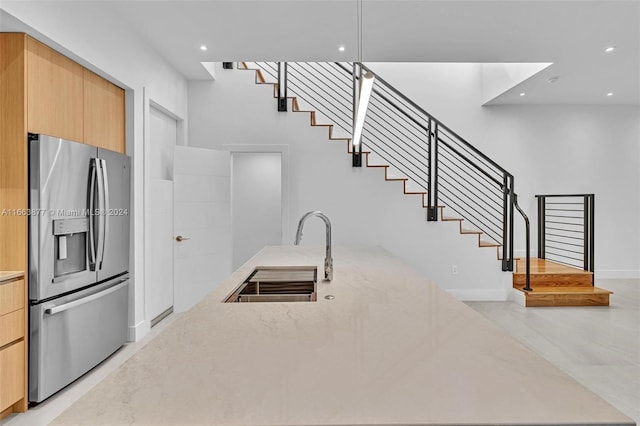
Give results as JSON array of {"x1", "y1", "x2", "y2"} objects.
[
  {"x1": 537, "y1": 194, "x2": 594, "y2": 272},
  {"x1": 239, "y1": 61, "x2": 525, "y2": 274},
  {"x1": 359, "y1": 63, "x2": 512, "y2": 256},
  {"x1": 360, "y1": 66, "x2": 431, "y2": 193}
]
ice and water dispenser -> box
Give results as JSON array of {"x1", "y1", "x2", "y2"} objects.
[{"x1": 53, "y1": 217, "x2": 89, "y2": 278}]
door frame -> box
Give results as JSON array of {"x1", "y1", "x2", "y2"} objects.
[
  {"x1": 142, "y1": 88, "x2": 186, "y2": 337},
  {"x1": 223, "y1": 145, "x2": 290, "y2": 245}
]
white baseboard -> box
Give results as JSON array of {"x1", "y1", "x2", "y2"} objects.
[
  {"x1": 447, "y1": 289, "x2": 510, "y2": 301},
  {"x1": 128, "y1": 320, "x2": 150, "y2": 342},
  {"x1": 508, "y1": 288, "x2": 526, "y2": 306},
  {"x1": 595, "y1": 270, "x2": 640, "y2": 279}
]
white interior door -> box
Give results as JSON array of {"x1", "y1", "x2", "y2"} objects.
[
  {"x1": 174, "y1": 146, "x2": 231, "y2": 312},
  {"x1": 231, "y1": 153, "x2": 282, "y2": 269},
  {"x1": 148, "y1": 106, "x2": 176, "y2": 325}
]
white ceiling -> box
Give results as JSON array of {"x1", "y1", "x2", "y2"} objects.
[{"x1": 3, "y1": 1, "x2": 640, "y2": 104}]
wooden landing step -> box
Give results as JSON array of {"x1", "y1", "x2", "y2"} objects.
[
  {"x1": 518, "y1": 286, "x2": 612, "y2": 307},
  {"x1": 513, "y1": 258, "x2": 612, "y2": 307}
]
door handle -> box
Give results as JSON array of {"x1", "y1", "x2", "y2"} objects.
[
  {"x1": 44, "y1": 279, "x2": 128, "y2": 315},
  {"x1": 175, "y1": 235, "x2": 190, "y2": 242},
  {"x1": 95, "y1": 158, "x2": 105, "y2": 269},
  {"x1": 88, "y1": 159, "x2": 98, "y2": 270},
  {"x1": 100, "y1": 158, "x2": 109, "y2": 269}
]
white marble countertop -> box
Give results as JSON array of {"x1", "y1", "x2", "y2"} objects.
[
  {"x1": 53, "y1": 246, "x2": 633, "y2": 425},
  {"x1": 0, "y1": 271, "x2": 24, "y2": 283}
]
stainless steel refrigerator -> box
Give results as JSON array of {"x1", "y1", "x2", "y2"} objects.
[{"x1": 28, "y1": 133, "x2": 130, "y2": 403}]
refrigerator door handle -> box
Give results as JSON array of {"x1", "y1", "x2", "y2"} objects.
[
  {"x1": 100, "y1": 158, "x2": 110, "y2": 269},
  {"x1": 88, "y1": 159, "x2": 98, "y2": 270},
  {"x1": 95, "y1": 159, "x2": 106, "y2": 270},
  {"x1": 44, "y1": 279, "x2": 128, "y2": 315}
]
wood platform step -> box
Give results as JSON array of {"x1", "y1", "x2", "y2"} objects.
[
  {"x1": 513, "y1": 258, "x2": 611, "y2": 307},
  {"x1": 513, "y1": 258, "x2": 593, "y2": 287},
  {"x1": 515, "y1": 286, "x2": 612, "y2": 307}
]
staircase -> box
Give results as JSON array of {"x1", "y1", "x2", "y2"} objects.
[{"x1": 235, "y1": 62, "x2": 610, "y2": 307}]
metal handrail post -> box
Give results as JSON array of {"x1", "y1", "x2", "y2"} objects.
[
  {"x1": 537, "y1": 195, "x2": 546, "y2": 259},
  {"x1": 352, "y1": 62, "x2": 363, "y2": 167},
  {"x1": 589, "y1": 194, "x2": 595, "y2": 274},
  {"x1": 513, "y1": 193, "x2": 532, "y2": 291},
  {"x1": 508, "y1": 175, "x2": 515, "y2": 271},
  {"x1": 277, "y1": 62, "x2": 288, "y2": 111},
  {"x1": 429, "y1": 122, "x2": 439, "y2": 221},
  {"x1": 501, "y1": 174, "x2": 509, "y2": 270}
]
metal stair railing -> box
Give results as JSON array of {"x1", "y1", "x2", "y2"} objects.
[
  {"x1": 239, "y1": 61, "x2": 532, "y2": 279},
  {"x1": 536, "y1": 194, "x2": 594, "y2": 273}
]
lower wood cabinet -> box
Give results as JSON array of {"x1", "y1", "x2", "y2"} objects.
[
  {"x1": 0, "y1": 340, "x2": 25, "y2": 413},
  {"x1": 0, "y1": 276, "x2": 27, "y2": 417}
]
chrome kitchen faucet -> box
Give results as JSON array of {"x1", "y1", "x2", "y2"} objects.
[{"x1": 294, "y1": 211, "x2": 333, "y2": 281}]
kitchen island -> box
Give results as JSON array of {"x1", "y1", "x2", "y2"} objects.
[{"x1": 52, "y1": 246, "x2": 633, "y2": 425}]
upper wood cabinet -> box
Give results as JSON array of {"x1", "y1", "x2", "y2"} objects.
[
  {"x1": 26, "y1": 37, "x2": 84, "y2": 143},
  {"x1": 83, "y1": 69, "x2": 126, "y2": 153},
  {"x1": 23, "y1": 35, "x2": 126, "y2": 153}
]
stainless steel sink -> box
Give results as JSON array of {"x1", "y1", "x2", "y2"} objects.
[{"x1": 224, "y1": 266, "x2": 317, "y2": 303}]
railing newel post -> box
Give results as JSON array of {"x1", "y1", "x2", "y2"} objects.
[
  {"x1": 513, "y1": 193, "x2": 532, "y2": 291},
  {"x1": 589, "y1": 194, "x2": 595, "y2": 274},
  {"x1": 501, "y1": 174, "x2": 509, "y2": 271},
  {"x1": 508, "y1": 175, "x2": 515, "y2": 271},
  {"x1": 352, "y1": 62, "x2": 363, "y2": 167},
  {"x1": 427, "y1": 122, "x2": 439, "y2": 221},
  {"x1": 277, "y1": 62, "x2": 288, "y2": 112},
  {"x1": 583, "y1": 195, "x2": 589, "y2": 271}
]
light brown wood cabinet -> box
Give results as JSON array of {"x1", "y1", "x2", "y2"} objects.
[
  {"x1": 84, "y1": 68, "x2": 126, "y2": 152},
  {"x1": 26, "y1": 37, "x2": 84, "y2": 143},
  {"x1": 0, "y1": 340, "x2": 25, "y2": 414},
  {"x1": 0, "y1": 276, "x2": 26, "y2": 418},
  {"x1": 0, "y1": 32, "x2": 126, "y2": 418}
]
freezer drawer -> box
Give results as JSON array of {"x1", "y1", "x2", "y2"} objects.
[{"x1": 29, "y1": 276, "x2": 129, "y2": 403}]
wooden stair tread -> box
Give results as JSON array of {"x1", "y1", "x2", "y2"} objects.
[
  {"x1": 513, "y1": 271, "x2": 593, "y2": 276},
  {"x1": 442, "y1": 216, "x2": 463, "y2": 222},
  {"x1": 479, "y1": 241, "x2": 501, "y2": 247},
  {"x1": 515, "y1": 285, "x2": 612, "y2": 307},
  {"x1": 461, "y1": 229, "x2": 482, "y2": 234},
  {"x1": 516, "y1": 286, "x2": 611, "y2": 295},
  {"x1": 515, "y1": 258, "x2": 592, "y2": 275}
]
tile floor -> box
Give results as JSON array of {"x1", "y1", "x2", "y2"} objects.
[
  {"x1": 467, "y1": 279, "x2": 639, "y2": 425},
  {"x1": 1, "y1": 315, "x2": 179, "y2": 426},
  {"x1": 2, "y1": 279, "x2": 637, "y2": 425}
]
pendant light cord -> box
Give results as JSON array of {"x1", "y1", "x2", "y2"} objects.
[{"x1": 357, "y1": 0, "x2": 362, "y2": 64}]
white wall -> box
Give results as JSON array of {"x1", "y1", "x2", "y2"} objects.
[
  {"x1": 231, "y1": 153, "x2": 282, "y2": 270},
  {"x1": 368, "y1": 63, "x2": 640, "y2": 278},
  {"x1": 1, "y1": 2, "x2": 189, "y2": 339},
  {"x1": 189, "y1": 65, "x2": 511, "y2": 300}
]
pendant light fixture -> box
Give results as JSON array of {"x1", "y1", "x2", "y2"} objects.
[{"x1": 352, "y1": 0, "x2": 375, "y2": 153}]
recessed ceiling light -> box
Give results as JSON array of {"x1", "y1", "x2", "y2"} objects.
[
  {"x1": 200, "y1": 45, "x2": 208, "y2": 51},
  {"x1": 605, "y1": 46, "x2": 616, "y2": 53},
  {"x1": 519, "y1": 92, "x2": 526, "y2": 97},
  {"x1": 338, "y1": 46, "x2": 345, "y2": 52},
  {"x1": 607, "y1": 92, "x2": 614, "y2": 97}
]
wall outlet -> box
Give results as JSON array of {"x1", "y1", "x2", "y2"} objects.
[{"x1": 451, "y1": 264, "x2": 459, "y2": 275}]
